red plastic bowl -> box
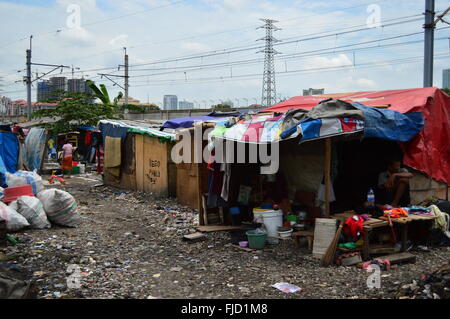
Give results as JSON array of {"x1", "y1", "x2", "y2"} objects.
[{"x1": 3, "y1": 185, "x2": 34, "y2": 203}]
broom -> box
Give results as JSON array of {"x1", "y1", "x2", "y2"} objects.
[{"x1": 321, "y1": 223, "x2": 343, "y2": 267}]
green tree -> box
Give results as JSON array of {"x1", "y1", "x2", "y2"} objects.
[
  {"x1": 120, "y1": 103, "x2": 160, "y2": 113},
  {"x1": 86, "y1": 80, "x2": 123, "y2": 105},
  {"x1": 212, "y1": 103, "x2": 232, "y2": 110},
  {"x1": 31, "y1": 91, "x2": 121, "y2": 134},
  {"x1": 442, "y1": 88, "x2": 450, "y2": 95}
]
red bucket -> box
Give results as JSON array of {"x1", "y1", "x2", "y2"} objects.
[{"x1": 3, "y1": 185, "x2": 34, "y2": 203}]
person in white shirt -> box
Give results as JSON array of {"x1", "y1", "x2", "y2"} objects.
[{"x1": 378, "y1": 158, "x2": 413, "y2": 207}]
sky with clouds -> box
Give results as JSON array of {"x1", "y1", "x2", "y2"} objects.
[{"x1": 0, "y1": 0, "x2": 449, "y2": 107}]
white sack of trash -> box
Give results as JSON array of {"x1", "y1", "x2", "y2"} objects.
[
  {"x1": 9, "y1": 196, "x2": 51, "y2": 229},
  {"x1": 0, "y1": 201, "x2": 30, "y2": 231},
  {"x1": 37, "y1": 188, "x2": 80, "y2": 227},
  {"x1": 5, "y1": 170, "x2": 44, "y2": 195}
]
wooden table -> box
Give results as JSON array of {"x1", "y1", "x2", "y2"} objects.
[
  {"x1": 335, "y1": 212, "x2": 437, "y2": 258},
  {"x1": 333, "y1": 212, "x2": 389, "y2": 260},
  {"x1": 378, "y1": 214, "x2": 437, "y2": 251}
]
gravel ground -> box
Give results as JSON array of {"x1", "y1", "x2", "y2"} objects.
[{"x1": 1, "y1": 174, "x2": 449, "y2": 299}]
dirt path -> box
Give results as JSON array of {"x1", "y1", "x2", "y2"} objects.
[{"x1": 3, "y1": 174, "x2": 449, "y2": 299}]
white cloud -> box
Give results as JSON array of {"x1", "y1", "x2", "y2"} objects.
[
  {"x1": 58, "y1": 27, "x2": 94, "y2": 47},
  {"x1": 306, "y1": 54, "x2": 353, "y2": 70},
  {"x1": 180, "y1": 42, "x2": 212, "y2": 53},
  {"x1": 109, "y1": 34, "x2": 129, "y2": 48}
]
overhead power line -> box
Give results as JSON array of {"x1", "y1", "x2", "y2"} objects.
[{"x1": 127, "y1": 53, "x2": 450, "y2": 87}]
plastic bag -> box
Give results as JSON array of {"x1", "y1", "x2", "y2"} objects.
[
  {"x1": 5, "y1": 170, "x2": 44, "y2": 195},
  {"x1": 0, "y1": 202, "x2": 29, "y2": 232},
  {"x1": 10, "y1": 196, "x2": 51, "y2": 229},
  {"x1": 37, "y1": 188, "x2": 80, "y2": 227}
]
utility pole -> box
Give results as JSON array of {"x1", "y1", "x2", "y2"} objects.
[
  {"x1": 423, "y1": 0, "x2": 435, "y2": 87},
  {"x1": 257, "y1": 19, "x2": 281, "y2": 108},
  {"x1": 124, "y1": 47, "x2": 129, "y2": 106},
  {"x1": 26, "y1": 36, "x2": 32, "y2": 120}
]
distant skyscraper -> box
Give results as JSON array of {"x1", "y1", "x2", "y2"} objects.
[
  {"x1": 37, "y1": 80, "x2": 52, "y2": 102},
  {"x1": 178, "y1": 100, "x2": 194, "y2": 109},
  {"x1": 303, "y1": 88, "x2": 325, "y2": 96},
  {"x1": 163, "y1": 95, "x2": 178, "y2": 110},
  {"x1": 68, "y1": 78, "x2": 93, "y2": 95},
  {"x1": 37, "y1": 77, "x2": 93, "y2": 102},
  {"x1": 50, "y1": 77, "x2": 67, "y2": 92},
  {"x1": 443, "y1": 69, "x2": 450, "y2": 89}
]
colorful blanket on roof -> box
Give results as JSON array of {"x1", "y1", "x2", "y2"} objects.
[{"x1": 211, "y1": 114, "x2": 364, "y2": 144}]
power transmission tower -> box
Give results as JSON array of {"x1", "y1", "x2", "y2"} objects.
[{"x1": 257, "y1": 19, "x2": 281, "y2": 108}]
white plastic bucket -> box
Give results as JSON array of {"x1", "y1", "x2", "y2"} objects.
[
  {"x1": 253, "y1": 208, "x2": 272, "y2": 223},
  {"x1": 262, "y1": 210, "x2": 283, "y2": 238},
  {"x1": 79, "y1": 164, "x2": 86, "y2": 174}
]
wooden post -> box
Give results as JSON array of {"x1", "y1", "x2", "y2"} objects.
[{"x1": 324, "y1": 138, "x2": 332, "y2": 218}]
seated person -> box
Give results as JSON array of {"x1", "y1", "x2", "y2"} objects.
[{"x1": 377, "y1": 158, "x2": 413, "y2": 207}]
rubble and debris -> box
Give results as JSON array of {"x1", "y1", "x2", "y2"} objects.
[
  {"x1": 394, "y1": 263, "x2": 450, "y2": 299},
  {"x1": 0, "y1": 175, "x2": 448, "y2": 299}
]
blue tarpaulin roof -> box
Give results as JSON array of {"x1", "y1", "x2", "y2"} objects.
[
  {"x1": 352, "y1": 102, "x2": 424, "y2": 142},
  {"x1": 161, "y1": 111, "x2": 242, "y2": 129}
]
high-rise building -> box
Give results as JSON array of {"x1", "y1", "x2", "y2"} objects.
[
  {"x1": 163, "y1": 95, "x2": 178, "y2": 110},
  {"x1": 443, "y1": 69, "x2": 450, "y2": 89},
  {"x1": 50, "y1": 77, "x2": 67, "y2": 92},
  {"x1": 178, "y1": 100, "x2": 194, "y2": 109},
  {"x1": 37, "y1": 77, "x2": 94, "y2": 102},
  {"x1": 303, "y1": 88, "x2": 325, "y2": 96},
  {"x1": 37, "y1": 80, "x2": 52, "y2": 102},
  {"x1": 68, "y1": 78, "x2": 93, "y2": 95}
]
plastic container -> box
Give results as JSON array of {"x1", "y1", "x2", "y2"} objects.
[
  {"x1": 262, "y1": 210, "x2": 283, "y2": 238},
  {"x1": 252, "y1": 208, "x2": 273, "y2": 223},
  {"x1": 239, "y1": 241, "x2": 248, "y2": 248},
  {"x1": 79, "y1": 164, "x2": 86, "y2": 174},
  {"x1": 286, "y1": 215, "x2": 298, "y2": 223},
  {"x1": 278, "y1": 227, "x2": 293, "y2": 238},
  {"x1": 230, "y1": 206, "x2": 241, "y2": 226},
  {"x1": 3, "y1": 185, "x2": 34, "y2": 203},
  {"x1": 367, "y1": 188, "x2": 375, "y2": 206},
  {"x1": 246, "y1": 230, "x2": 267, "y2": 249},
  {"x1": 71, "y1": 166, "x2": 80, "y2": 174}
]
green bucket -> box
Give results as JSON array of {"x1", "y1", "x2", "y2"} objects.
[{"x1": 246, "y1": 230, "x2": 267, "y2": 249}]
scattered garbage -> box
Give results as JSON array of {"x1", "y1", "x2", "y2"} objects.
[
  {"x1": 396, "y1": 263, "x2": 450, "y2": 299},
  {"x1": 37, "y1": 188, "x2": 80, "y2": 227},
  {"x1": 5, "y1": 170, "x2": 44, "y2": 195},
  {"x1": 6, "y1": 234, "x2": 18, "y2": 245},
  {"x1": 0, "y1": 264, "x2": 37, "y2": 298},
  {"x1": 9, "y1": 196, "x2": 51, "y2": 229},
  {"x1": 0, "y1": 201, "x2": 30, "y2": 231},
  {"x1": 271, "y1": 282, "x2": 302, "y2": 293},
  {"x1": 361, "y1": 258, "x2": 391, "y2": 271}
]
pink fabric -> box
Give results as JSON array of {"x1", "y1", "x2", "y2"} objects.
[{"x1": 62, "y1": 143, "x2": 73, "y2": 158}]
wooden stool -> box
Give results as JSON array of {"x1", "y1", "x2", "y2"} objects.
[{"x1": 292, "y1": 231, "x2": 314, "y2": 251}]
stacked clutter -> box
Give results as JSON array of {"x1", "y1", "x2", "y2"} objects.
[{"x1": 0, "y1": 170, "x2": 80, "y2": 233}]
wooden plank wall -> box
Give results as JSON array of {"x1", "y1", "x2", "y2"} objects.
[{"x1": 142, "y1": 136, "x2": 169, "y2": 196}]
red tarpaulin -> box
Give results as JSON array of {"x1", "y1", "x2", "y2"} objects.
[{"x1": 261, "y1": 87, "x2": 450, "y2": 185}]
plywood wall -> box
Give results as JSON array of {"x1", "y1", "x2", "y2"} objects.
[
  {"x1": 104, "y1": 133, "x2": 172, "y2": 197},
  {"x1": 409, "y1": 170, "x2": 449, "y2": 204}
]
